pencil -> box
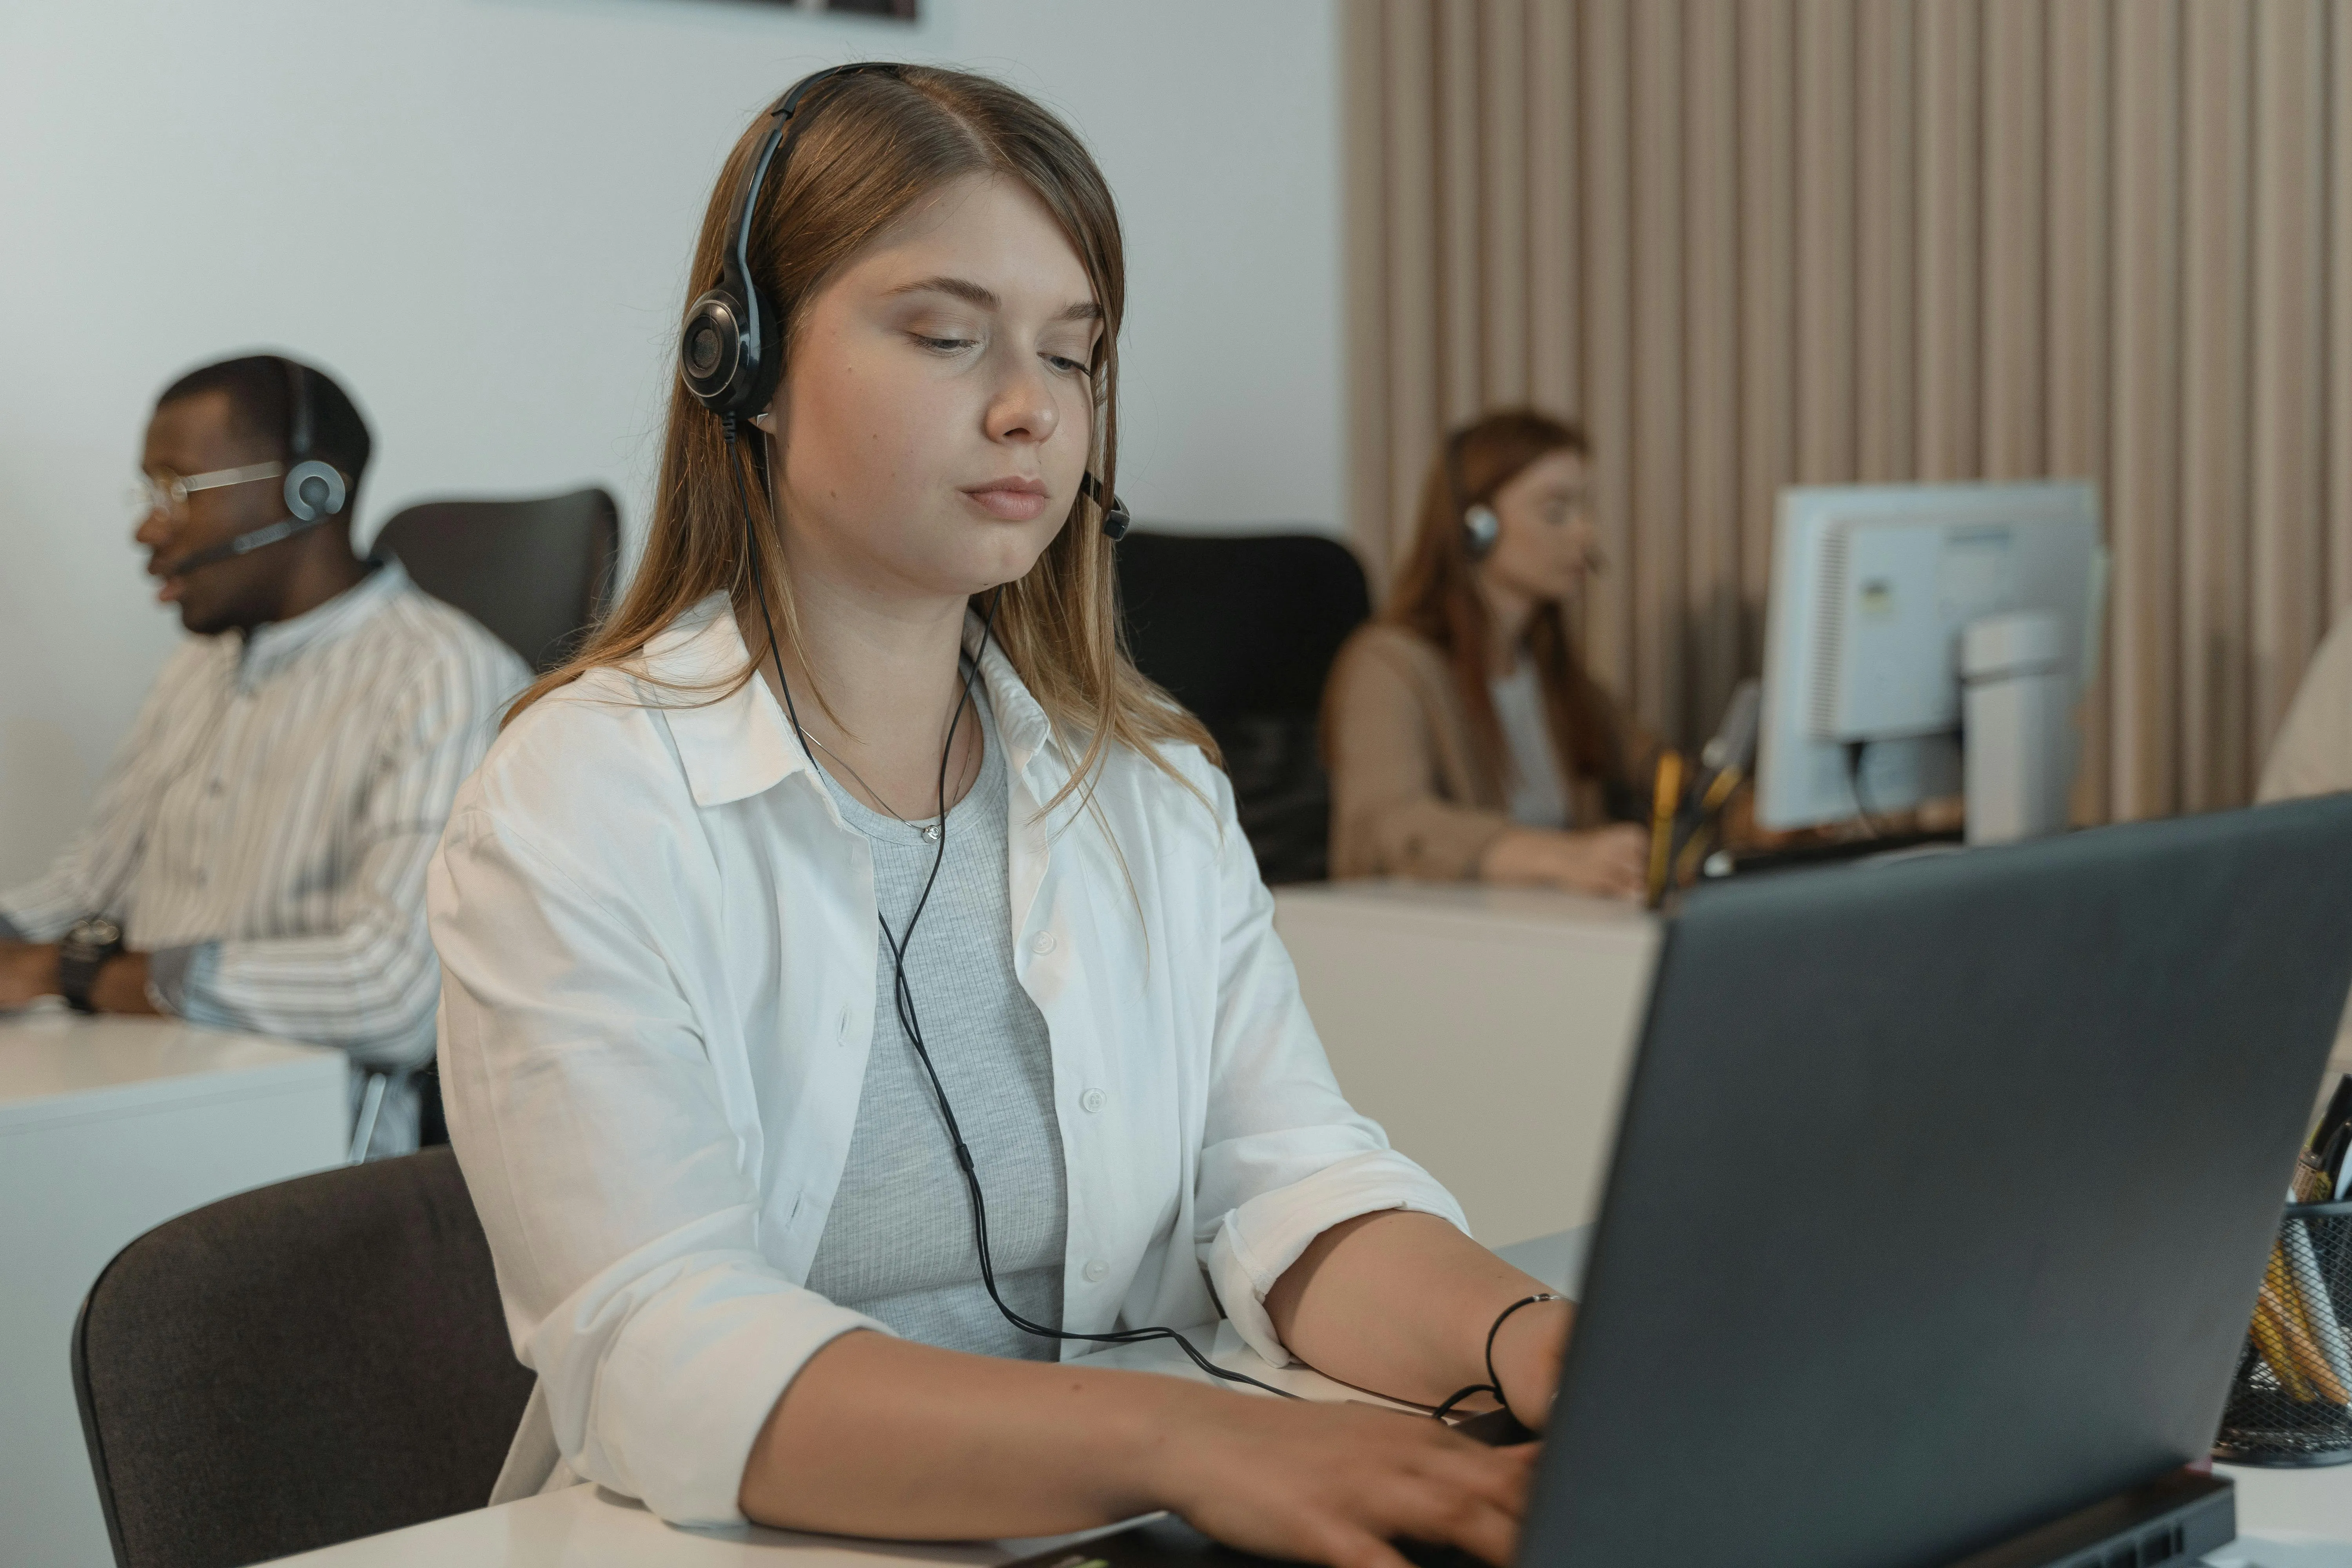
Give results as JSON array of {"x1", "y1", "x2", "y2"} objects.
[
  {"x1": 2253, "y1": 1288, "x2": 2318, "y2": 1402},
  {"x1": 2264, "y1": 1249, "x2": 2351, "y2": 1404},
  {"x1": 1647, "y1": 750, "x2": 1682, "y2": 905}
]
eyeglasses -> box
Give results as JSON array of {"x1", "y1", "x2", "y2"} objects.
[{"x1": 128, "y1": 461, "x2": 285, "y2": 520}]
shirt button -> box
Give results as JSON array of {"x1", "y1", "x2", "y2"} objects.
[
  {"x1": 192, "y1": 869, "x2": 209, "y2": 887},
  {"x1": 1082, "y1": 1259, "x2": 1109, "y2": 1283},
  {"x1": 1031, "y1": 931, "x2": 1057, "y2": 955},
  {"x1": 836, "y1": 1005, "x2": 853, "y2": 1044},
  {"x1": 206, "y1": 779, "x2": 224, "y2": 797},
  {"x1": 1080, "y1": 1088, "x2": 1107, "y2": 1114}
]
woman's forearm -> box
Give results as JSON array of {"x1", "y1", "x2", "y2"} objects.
[
  {"x1": 1263, "y1": 1210, "x2": 1566, "y2": 1412},
  {"x1": 738, "y1": 1319, "x2": 1543, "y2": 1568},
  {"x1": 739, "y1": 1330, "x2": 1201, "y2": 1535}
]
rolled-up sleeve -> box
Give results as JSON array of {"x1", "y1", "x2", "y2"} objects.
[
  {"x1": 430, "y1": 806, "x2": 884, "y2": 1528},
  {"x1": 1189, "y1": 767, "x2": 1468, "y2": 1367}
]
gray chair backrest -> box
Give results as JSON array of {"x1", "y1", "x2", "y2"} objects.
[
  {"x1": 73, "y1": 1148, "x2": 532, "y2": 1568},
  {"x1": 373, "y1": 487, "x2": 619, "y2": 673}
]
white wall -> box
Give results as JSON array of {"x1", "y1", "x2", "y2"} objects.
[{"x1": 0, "y1": 0, "x2": 1345, "y2": 882}]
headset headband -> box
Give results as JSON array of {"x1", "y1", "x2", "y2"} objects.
[
  {"x1": 682, "y1": 63, "x2": 904, "y2": 424},
  {"x1": 278, "y1": 357, "x2": 345, "y2": 523},
  {"x1": 678, "y1": 64, "x2": 1129, "y2": 539}
]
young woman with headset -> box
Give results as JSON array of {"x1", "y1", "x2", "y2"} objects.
[
  {"x1": 427, "y1": 64, "x2": 1567, "y2": 1566},
  {"x1": 1323, "y1": 412, "x2": 1655, "y2": 898}
]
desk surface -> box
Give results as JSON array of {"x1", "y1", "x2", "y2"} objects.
[
  {"x1": 0, "y1": 1007, "x2": 341, "y2": 1131},
  {"x1": 265, "y1": 1229, "x2": 2350, "y2": 1566},
  {"x1": 1274, "y1": 879, "x2": 1656, "y2": 952}
]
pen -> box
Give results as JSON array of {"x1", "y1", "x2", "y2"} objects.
[{"x1": 1647, "y1": 750, "x2": 1683, "y2": 906}]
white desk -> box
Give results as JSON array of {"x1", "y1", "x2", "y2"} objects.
[
  {"x1": 263, "y1": 1228, "x2": 2349, "y2": 1566},
  {"x1": 1273, "y1": 882, "x2": 1658, "y2": 1245},
  {"x1": 0, "y1": 1007, "x2": 348, "y2": 1568}
]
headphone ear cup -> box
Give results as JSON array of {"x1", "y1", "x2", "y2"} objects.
[
  {"x1": 681, "y1": 288, "x2": 758, "y2": 416},
  {"x1": 1464, "y1": 504, "x2": 1501, "y2": 559},
  {"x1": 284, "y1": 460, "x2": 345, "y2": 522}
]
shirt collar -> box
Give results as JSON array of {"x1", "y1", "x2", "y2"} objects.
[
  {"x1": 235, "y1": 558, "x2": 410, "y2": 691},
  {"x1": 653, "y1": 596, "x2": 1071, "y2": 811}
]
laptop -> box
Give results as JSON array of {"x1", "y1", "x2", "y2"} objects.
[{"x1": 1024, "y1": 795, "x2": 2352, "y2": 1568}]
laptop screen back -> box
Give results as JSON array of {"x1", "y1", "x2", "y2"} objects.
[{"x1": 1524, "y1": 797, "x2": 2352, "y2": 1568}]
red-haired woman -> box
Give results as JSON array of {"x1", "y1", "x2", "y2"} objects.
[{"x1": 1326, "y1": 412, "x2": 1653, "y2": 899}]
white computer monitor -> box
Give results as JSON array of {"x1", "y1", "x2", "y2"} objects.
[{"x1": 1754, "y1": 480, "x2": 2104, "y2": 832}]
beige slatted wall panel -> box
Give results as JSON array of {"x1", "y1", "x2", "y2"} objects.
[
  {"x1": 1632, "y1": 0, "x2": 1687, "y2": 734},
  {"x1": 1341, "y1": 1, "x2": 1390, "y2": 588},
  {"x1": 2107, "y1": 0, "x2": 2184, "y2": 820},
  {"x1": 1796, "y1": 0, "x2": 1858, "y2": 486},
  {"x1": 1737, "y1": 0, "x2": 1799, "y2": 665},
  {"x1": 2334, "y1": 0, "x2": 2352, "y2": 620},
  {"x1": 1341, "y1": 0, "x2": 2348, "y2": 820},
  {"x1": 1439, "y1": 0, "x2": 1485, "y2": 426},
  {"x1": 2178, "y1": 0, "x2": 2254, "y2": 811},
  {"x1": 1916, "y1": 0, "x2": 1983, "y2": 481},
  {"x1": 1855, "y1": 0, "x2": 1918, "y2": 483},
  {"x1": 1483, "y1": 0, "x2": 1532, "y2": 406},
  {"x1": 2249, "y1": 0, "x2": 2328, "y2": 749},
  {"x1": 1580, "y1": 0, "x2": 1635, "y2": 696},
  {"x1": 1528, "y1": 0, "x2": 1579, "y2": 421},
  {"x1": 2047, "y1": 0, "x2": 2115, "y2": 819},
  {"x1": 1980, "y1": 0, "x2": 2047, "y2": 479},
  {"x1": 1684, "y1": 0, "x2": 1742, "y2": 725},
  {"x1": 1377, "y1": 2, "x2": 1441, "y2": 575}
]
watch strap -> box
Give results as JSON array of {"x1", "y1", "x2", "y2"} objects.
[{"x1": 57, "y1": 918, "x2": 125, "y2": 1014}]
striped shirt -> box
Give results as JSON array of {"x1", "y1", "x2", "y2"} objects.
[{"x1": 0, "y1": 560, "x2": 528, "y2": 1150}]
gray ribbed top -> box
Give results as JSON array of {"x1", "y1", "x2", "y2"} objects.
[{"x1": 802, "y1": 686, "x2": 1067, "y2": 1359}]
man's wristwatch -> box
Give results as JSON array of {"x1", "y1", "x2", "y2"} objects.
[{"x1": 57, "y1": 915, "x2": 125, "y2": 1014}]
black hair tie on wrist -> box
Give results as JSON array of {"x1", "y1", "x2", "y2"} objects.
[{"x1": 1429, "y1": 1292, "x2": 1566, "y2": 1424}]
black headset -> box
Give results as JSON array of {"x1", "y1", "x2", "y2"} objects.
[
  {"x1": 167, "y1": 358, "x2": 350, "y2": 578},
  {"x1": 679, "y1": 62, "x2": 1129, "y2": 540}
]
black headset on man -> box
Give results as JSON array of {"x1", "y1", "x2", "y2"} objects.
[{"x1": 169, "y1": 359, "x2": 350, "y2": 577}]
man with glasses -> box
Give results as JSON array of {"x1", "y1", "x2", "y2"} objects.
[{"x1": 0, "y1": 354, "x2": 528, "y2": 1155}]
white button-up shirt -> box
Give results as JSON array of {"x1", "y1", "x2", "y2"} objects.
[
  {"x1": 2, "y1": 562, "x2": 525, "y2": 1122},
  {"x1": 428, "y1": 597, "x2": 1465, "y2": 1528}
]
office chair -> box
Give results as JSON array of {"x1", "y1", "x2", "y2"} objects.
[
  {"x1": 1114, "y1": 530, "x2": 1372, "y2": 883},
  {"x1": 72, "y1": 1149, "x2": 532, "y2": 1568},
  {"x1": 372, "y1": 486, "x2": 620, "y2": 673}
]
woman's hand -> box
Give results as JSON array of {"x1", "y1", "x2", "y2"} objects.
[
  {"x1": 1486, "y1": 1298, "x2": 1573, "y2": 1429},
  {"x1": 1158, "y1": 1392, "x2": 1539, "y2": 1568},
  {"x1": 1479, "y1": 824, "x2": 1649, "y2": 900}
]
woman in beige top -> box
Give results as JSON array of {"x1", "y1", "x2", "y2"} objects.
[{"x1": 1325, "y1": 410, "x2": 1651, "y2": 897}]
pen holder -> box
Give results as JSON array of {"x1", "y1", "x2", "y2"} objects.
[{"x1": 2214, "y1": 1198, "x2": 2352, "y2": 1467}]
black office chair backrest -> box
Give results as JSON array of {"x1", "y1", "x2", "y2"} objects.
[
  {"x1": 73, "y1": 1148, "x2": 532, "y2": 1568},
  {"x1": 1114, "y1": 531, "x2": 1371, "y2": 884},
  {"x1": 373, "y1": 487, "x2": 619, "y2": 673}
]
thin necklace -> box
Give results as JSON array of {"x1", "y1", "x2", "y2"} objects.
[{"x1": 798, "y1": 726, "x2": 977, "y2": 843}]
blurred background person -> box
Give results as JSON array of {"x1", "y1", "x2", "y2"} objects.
[
  {"x1": 0, "y1": 353, "x2": 527, "y2": 1156},
  {"x1": 1323, "y1": 410, "x2": 1651, "y2": 899}
]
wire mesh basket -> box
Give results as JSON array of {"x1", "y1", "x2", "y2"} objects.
[{"x1": 2214, "y1": 1198, "x2": 2352, "y2": 1466}]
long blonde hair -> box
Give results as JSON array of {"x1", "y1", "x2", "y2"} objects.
[{"x1": 511, "y1": 65, "x2": 1216, "y2": 809}]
